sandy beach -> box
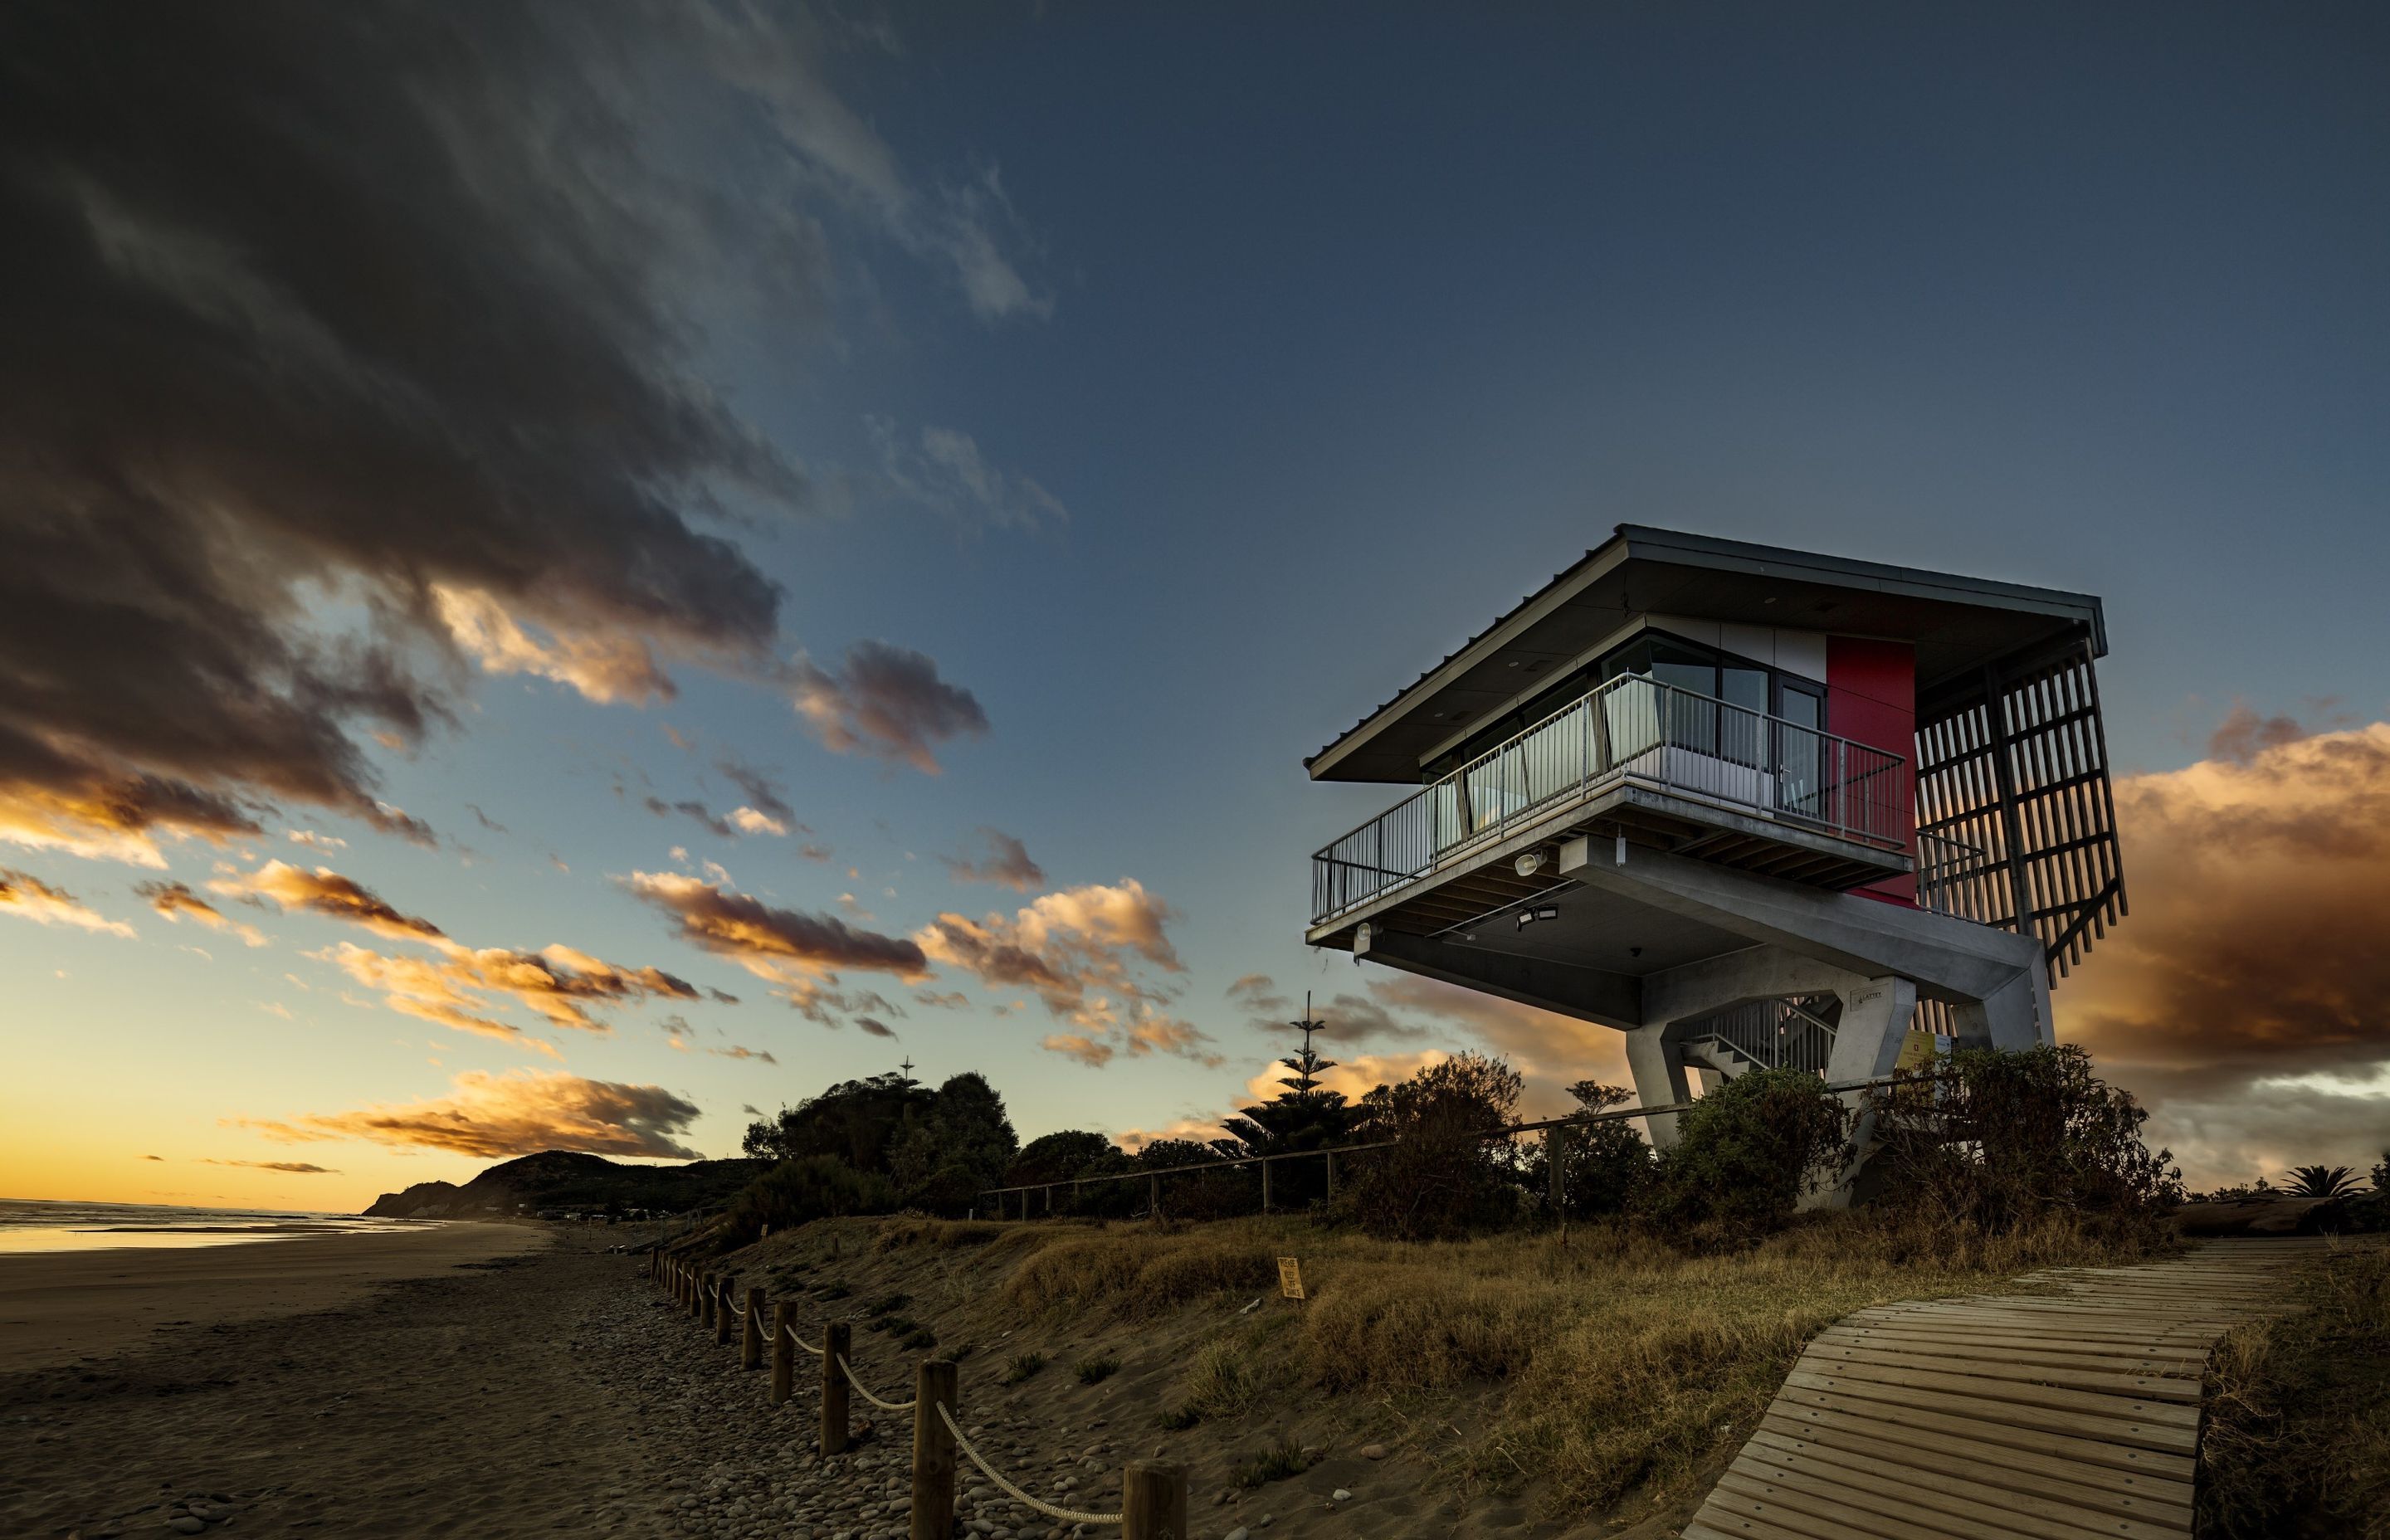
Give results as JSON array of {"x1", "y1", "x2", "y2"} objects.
[
  {"x1": 0, "y1": 1220, "x2": 543, "y2": 1374},
  {"x1": 2, "y1": 1223, "x2": 667, "y2": 1538}
]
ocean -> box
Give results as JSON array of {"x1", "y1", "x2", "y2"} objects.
[{"x1": 0, "y1": 1198, "x2": 414, "y2": 1255}]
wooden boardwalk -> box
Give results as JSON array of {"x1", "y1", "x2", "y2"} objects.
[{"x1": 1682, "y1": 1237, "x2": 2342, "y2": 1540}]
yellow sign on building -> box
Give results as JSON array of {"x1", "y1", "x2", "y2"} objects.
[
  {"x1": 1277, "y1": 1256, "x2": 1305, "y2": 1300},
  {"x1": 1894, "y1": 1030, "x2": 1939, "y2": 1073}
]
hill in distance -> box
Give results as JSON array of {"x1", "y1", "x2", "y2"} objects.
[{"x1": 363, "y1": 1150, "x2": 762, "y2": 1219}]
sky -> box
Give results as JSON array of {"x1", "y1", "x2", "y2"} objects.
[{"x1": 2, "y1": 3, "x2": 2386, "y2": 1211}]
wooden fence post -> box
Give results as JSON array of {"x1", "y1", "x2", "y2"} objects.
[
  {"x1": 1261, "y1": 1157, "x2": 1272, "y2": 1211},
  {"x1": 1324, "y1": 1148, "x2": 1335, "y2": 1198},
  {"x1": 1548, "y1": 1125, "x2": 1568, "y2": 1216},
  {"x1": 741, "y1": 1285, "x2": 765, "y2": 1368},
  {"x1": 715, "y1": 1274, "x2": 737, "y2": 1346},
  {"x1": 1124, "y1": 1460, "x2": 1188, "y2": 1540},
  {"x1": 1149, "y1": 1172, "x2": 1161, "y2": 1219},
  {"x1": 821, "y1": 1322, "x2": 851, "y2": 1455},
  {"x1": 700, "y1": 1272, "x2": 715, "y2": 1328},
  {"x1": 769, "y1": 1300, "x2": 796, "y2": 1405},
  {"x1": 908, "y1": 1359, "x2": 958, "y2": 1540}
]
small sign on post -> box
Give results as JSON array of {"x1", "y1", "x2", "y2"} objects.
[
  {"x1": 1893, "y1": 1030, "x2": 1939, "y2": 1073},
  {"x1": 1276, "y1": 1255, "x2": 1305, "y2": 1302}
]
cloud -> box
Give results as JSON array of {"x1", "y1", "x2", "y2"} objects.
[
  {"x1": 0, "y1": 866, "x2": 135, "y2": 937},
  {"x1": 623, "y1": 870, "x2": 928, "y2": 981},
  {"x1": 0, "y1": 4, "x2": 1035, "y2": 867},
  {"x1": 1243, "y1": 1050, "x2": 1452, "y2": 1108},
  {"x1": 729, "y1": 807, "x2": 788, "y2": 836},
  {"x1": 914, "y1": 990, "x2": 969, "y2": 1011},
  {"x1": 1227, "y1": 974, "x2": 1291, "y2": 1018},
  {"x1": 855, "y1": 1016, "x2": 897, "y2": 1039},
  {"x1": 234, "y1": 1069, "x2": 704, "y2": 1160},
  {"x1": 709, "y1": 1044, "x2": 778, "y2": 1065},
  {"x1": 466, "y1": 805, "x2": 508, "y2": 836},
  {"x1": 133, "y1": 880, "x2": 268, "y2": 947},
  {"x1": 645, "y1": 796, "x2": 735, "y2": 839},
  {"x1": 1112, "y1": 1118, "x2": 1235, "y2": 1155},
  {"x1": 915, "y1": 879, "x2": 1214, "y2": 1066},
  {"x1": 866, "y1": 417, "x2": 1069, "y2": 533},
  {"x1": 433, "y1": 585, "x2": 675, "y2": 707},
  {"x1": 199, "y1": 1159, "x2": 337, "y2": 1173},
  {"x1": 715, "y1": 758, "x2": 798, "y2": 831},
  {"x1": 211, "y1": 860, "x2": 445, "y2": 943},
  {"x1": 944, "y1": 827, "x2": 1045, "y2": 891},
  {"x1": 791, "y1": 641, "x2": 988, "y2": 774},
  {"x1": 311, "y1": 938, "x2": 696, "y2": 1052},
  {"x1": 285, "y1": 829, "x2": 347, "y2": 850},
  {"x1": 2060, "y1": 721, "x2": 2390, "y2": 1188},
  {"x1": 914, "y1": 879, "x2": 1180, "y2": 1018},
  {"x1": 2206, "y1": 699, "x2": 2310, "y2": 765},
  {"x1": 779, "y1": 980, "x2": 904, "y2": 1029}
]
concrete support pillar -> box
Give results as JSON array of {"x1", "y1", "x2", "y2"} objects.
[
  {"x1": 1815, "y1": 974, "x2": 1917, "y2": 1211},
  {"x1": 1949, "y1": 969, "x2": 2051, "y2": 1052},
  {"x1": 1623, "y1": 1024, "x2": 1692, "y2": 1151}
]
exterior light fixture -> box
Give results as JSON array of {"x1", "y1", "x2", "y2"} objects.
[{"x1": 1516, "y1": 905, "x2": 1559, "y2": 929}]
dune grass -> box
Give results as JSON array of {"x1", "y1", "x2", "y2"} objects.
[
  {"x1": 963, "y1": 1206, "x2": 2168, "y2": 1514},
  {"x1": 2199, "y1": 1241, "x2": 2390, "y2": 1539}
]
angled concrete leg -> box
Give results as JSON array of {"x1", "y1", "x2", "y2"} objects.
[
  {"x1": 1950, "y1": 970, "x2": 2052, "y2": 1052},
  {"x1": 1624, "y1": 1024, "x2": 1692, "y2": 1151},
  {"x1": 1813, "y1": 975, "x2": 1916, "y2": 1210}
]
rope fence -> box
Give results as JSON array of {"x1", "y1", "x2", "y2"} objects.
[
  {"x1": 939, "y1": 1403, "x2": 1124, "y2": 1527},
  {"x1": 641, "y1": 1247, "x2": 1187, "y2": 1540}
]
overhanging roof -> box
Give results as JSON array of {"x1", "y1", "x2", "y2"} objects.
[{"x1": 1307, "y1": 525, "x2": 2108, "y2": 783}]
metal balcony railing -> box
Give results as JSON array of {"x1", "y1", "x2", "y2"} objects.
[{"x1": 1310, "y1": 675, "x2": 1908, "y2": 925}]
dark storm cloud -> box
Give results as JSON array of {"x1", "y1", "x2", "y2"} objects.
[
  {"x1": 791, "y1": 642, "x2": 989, "y2": 774},
  {"x1": 943, "y1": 827, "x2": 1045, "y2": 891},
  {"x1": 0, "y1": 4, "x2": 1023, "y2": 865}
]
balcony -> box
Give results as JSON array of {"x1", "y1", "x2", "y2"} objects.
[{"x1": 1310, "y1": 675, "x2": 1910, "y2": 928}]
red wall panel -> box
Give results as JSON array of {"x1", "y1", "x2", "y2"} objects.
[{"x1": 1826, "y1": 636, "x2": 1917, "y2": 905}]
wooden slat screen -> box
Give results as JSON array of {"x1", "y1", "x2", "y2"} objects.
[{"x1": 1912, "y1": 633, "x2": 2126, "y2": 982}]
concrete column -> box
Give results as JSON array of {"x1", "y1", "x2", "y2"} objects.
[
  {"x1": 1949, "y1": 970, "x2": 2051, "y2": 1052},
  {"x1": 1623, "y1": 1024, "x2": 1692, "y2": 1151},
  {"x1": 1815, "y1": 974, "x2": 1917, "y2": 1211},
  {"x1": 1823, "y1": 976, "x2": 1918, "y2": 1084}
]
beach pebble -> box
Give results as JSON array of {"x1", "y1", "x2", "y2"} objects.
[
  {"x1": 1223, "y1": 1528, "x2": 1249, "y2": 1540},
  {"x1": 166, "y1": 1521, "x2": 205, "y2": 1536},
  {"x1": 1331, "y1": 1489, "x2": 1353, "y2": 1502},
  {"x1": 1358, "y1": 1444, "x2": 1387, "y2": 1460}
]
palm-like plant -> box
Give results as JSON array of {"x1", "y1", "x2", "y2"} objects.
[{"x1": 2283, "y1": 1164, "x2": 2361, "y2": 1199}]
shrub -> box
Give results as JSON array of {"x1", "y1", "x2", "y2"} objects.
[
  {"x1": 1863, "y1": 1045, "x2": 2180, "y2": 1240},
  {"x1": 722, "y1": 1155, "x2": 899, "y2": 1244},
  {"x1": 864, "y1": 1291, "x2": 910, "y2": 1317},
  {"x1": 1635, "y1": 1068, "x2": 1849, "y2": 1240},
  {"x1": 900, "y1": 1326, "x2": 938, "y2": 1351},
  {"x1": 1156, "y1": 1405, "x2": 1200, "y2": 1430},
  {"x1": 1552, "y1": 1081, "x2": 1652, "y2": 1220},
  {"x1": 1001, "y1": 1351, "x2": 1047, "y2": 1386},
  {"x1": 1076, "y1": 1352, "x2": 1121, "y2": 1384},
  {"x1": 1350, "y1": 1051, "x2": 1528, "y2": 1241}
]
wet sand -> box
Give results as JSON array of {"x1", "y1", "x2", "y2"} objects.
[{"x1": 0, "y1": 1220, "x2": 542, "y2": 1372}]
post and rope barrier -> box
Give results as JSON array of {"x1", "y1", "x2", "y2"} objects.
[{"x1": 643, "y1": 1245, "x2": 1186, "y2": 1537}]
